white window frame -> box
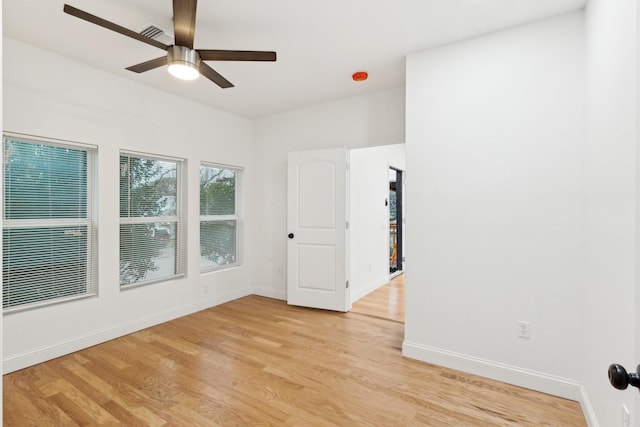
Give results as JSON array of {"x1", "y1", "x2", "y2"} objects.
[
  {"x1": 2, "y1": 133, "x2": 97, "y2": 313},
  {"x1": 200, "y1": 162, "x2": 242, "y2": 273},
  {"x1": 119, "y1": 151, "x2": 185, "y2": 289}
]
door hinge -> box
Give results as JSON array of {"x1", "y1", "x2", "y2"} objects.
[
  {"x1": 346, "y1": 221, "x2": 349, "y2": 229},
  {"x1": 346, "y1": 280, "x2": 350, "y2": 289}
]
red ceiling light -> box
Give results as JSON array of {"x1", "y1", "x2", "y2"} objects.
[{"x1": 352, "y1": 71, "x2": 368, "y2": 82}]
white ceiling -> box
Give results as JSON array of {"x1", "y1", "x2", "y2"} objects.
[{"x1": 4, "y1": 0, "x2": 586, "y2": 119}]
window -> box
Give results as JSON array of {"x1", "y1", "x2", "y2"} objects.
[
  {"x1": 3, "y1": 135, "x2": 97, "y2": 312},
  {"x1": 200, "y1": 163, "x2": 240, "y2": 272},
  {"x1": 119, "y1": 152, "x2": 184, "y2": 287}
]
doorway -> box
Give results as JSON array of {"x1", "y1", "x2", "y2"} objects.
[
  {"x1": 351, "y1": 162, "x2": 406, "y2": 322},
  {"x1": 287, "y1": 148, "x2": 350, "y2": 312},
  {"x1": 389, "y1": 167, "x2": 403, "y2": 276}
]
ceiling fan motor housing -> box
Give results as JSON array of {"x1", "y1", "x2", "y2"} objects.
[{"x1": 168, "y1": 45, "x2": 201, "y2": 68}]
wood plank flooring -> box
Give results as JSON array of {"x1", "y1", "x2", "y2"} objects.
[
  {"x1": 352, "y1": 274, "x2": 405, "y2": 322},
  {"x1": 3, "y1": 295, "x2": 586, "y2": 426}
]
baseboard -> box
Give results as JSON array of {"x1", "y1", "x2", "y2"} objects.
[
  {"x1": 252, "y1": 286, "x2": 287, "y2": 301},
  {"x1": 579, "y1": 384, "x2": 600, "y2": 427},
  {"x1": 402, "y1": 340, "x2": 581, "y2": 401},
  {"x1": 3, "y1": 288, "x2": 251, "y2": 374},
  {"x1": 197, "y1": 288, "x2": 253, "y2": 311},
  {"x1": 351, "y1": 276, "x2": 389, "y2": 302}
]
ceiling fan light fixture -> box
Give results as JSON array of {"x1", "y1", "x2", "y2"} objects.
[
  {"x1": 167, "y1": 45, "x2": 201, "y2": 80},
  {"x1": 168, "y1": 62, "x2": 199, "y2": 80}
]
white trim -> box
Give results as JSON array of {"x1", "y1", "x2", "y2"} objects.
[
  {"x1": 402, "y1": 340, "x2": 581, "y2": 400},
  {"x1": 200, "y1": 259, "x2": 241, "y2": 274},
  {"x1": 351, "y1": 276, "x2": 389, "y2": 303},
  {"x1": 579, "y1": 385, "x2": 600, "y2": 427},
  {"x1": 196, "y1": 288, "x2": 252, "y2": 311},
  {"x1": 200, "y1": 214, "x2": 237, "y2": 221},
  {"x1": 119, "y1": 149, "x2": 185, "y2": 163},
  {"x1": 3, "y1": 292, "x2": 96, "y2": 315},
  {"x1": 120, "y1": 216, "x2": 179, "y2": 225},
  {"x1": 3, "y1": 218, "x2": 92, "y2": 229},
  {"x1": 200, "y1": 261, "x2": 241, "y2": 274},
  {"x1": 389, "y1": 270, "x2": 403, "y2": 279},
  {"x1": 4, "y1": 131, "x2": 98, "y2": 150},
  {"x1": 120, "y1": 273, "x2": 186, "y2": 290},
  {"x1": 252, "y1": 286, "x2": 287, "y2": 301},
  {"x1": 201, "y1": 161, "x2": 243, "y2": 171},
  {"x1": 3, "y1": 287, "x2": 252, "y2": 374}
]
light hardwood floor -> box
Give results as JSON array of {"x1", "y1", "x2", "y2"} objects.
[
  {"x1": 4, "y1": 293, "x2": 586, "y2": 426},
  {"x1": 352, "y1": 274, "x2": 405, "y2": 323}
]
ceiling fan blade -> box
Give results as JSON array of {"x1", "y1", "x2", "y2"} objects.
[
  {"x1": 126, "y1": 56, "x2": 168, "y2": 73},
  {"x1": 199, "y1": 63, "x2": 234, "y2": 89},
  {"x1": 197, "y1": 50, "x2": 277, "y2": 62},
  {"x1": 173, "y1": 0, "x2": 197, "y2": 49},
  {"x1": 63, "y1": 4, "x2": 169, "y2": 51}
]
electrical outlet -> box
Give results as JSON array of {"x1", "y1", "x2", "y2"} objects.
[
  {"x1": 622, "y1": 404, "x2": 630, "y2": 427},
  {"x1": 204, "y1": 284, "x2": 209, "y2": 294},
  {"x1": 518, "y1": 320, "x2": 531, "y2": 339}
]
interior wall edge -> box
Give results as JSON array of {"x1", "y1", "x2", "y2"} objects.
[{"x1": 579, "y1": 385, "x2": 601, "y2": 427}]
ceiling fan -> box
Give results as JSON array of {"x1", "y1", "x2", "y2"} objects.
[{"x1": 63, "y1": 0, "x2": 276, "y2": 88}]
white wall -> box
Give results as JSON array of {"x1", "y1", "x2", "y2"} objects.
[
  {"x1": 404, "y1": 12, "x2": 585, "y2": 399},
  {"x1": 252, "y1": 88, "x2": 405, "y2": 299},
  {"x1": 582, "y1": 0, "x2": 639, "y2": 426},
  {"x1": 350, "y1": 144, "x2": 405, "y2": 302},
  {"x1": 2, "y1": 38, "x2": 256, "y2": 372}
]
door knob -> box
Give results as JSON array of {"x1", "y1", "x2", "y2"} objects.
[
  {"x1": 288, "y1": 233, "x2": 295, "y2": 239},
  {"x1": 608, "y1": 364, "x2": 640, "y2": 392}
]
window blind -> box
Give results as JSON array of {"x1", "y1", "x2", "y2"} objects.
[
  {"x1": 200, "y1": 164, "x2": 240, "y2": 272},
  {"x1": 119, "y1": 153, "x2": 184, "y2": 287},
  {"x1": 3, "y1": 137, "x2": 97, "y2": 312}
]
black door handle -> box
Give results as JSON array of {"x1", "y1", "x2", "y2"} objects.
[
  {"x1": 288, "y1": 233, "x2": 294, "y2": 239},
  {"x1": 608, "y1": 364, "x2": 640, "y2": 392}
]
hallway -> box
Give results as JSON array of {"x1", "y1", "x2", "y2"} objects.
[{"x1": 352, "y1": 274, "x2": 405, "y2": 323}]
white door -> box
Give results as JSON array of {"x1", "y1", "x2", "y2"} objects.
[{"x1": 287, "y1": 148, "x2": 350, "y2": 312}]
